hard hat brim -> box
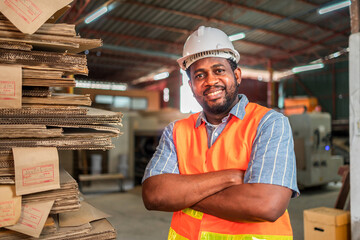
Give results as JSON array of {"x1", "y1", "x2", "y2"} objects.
[{"x1": 177, "y1": 48, "x2": 240, "y2": 70}]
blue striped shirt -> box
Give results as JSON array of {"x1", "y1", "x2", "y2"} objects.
[{"x1": 142, "y1": 94, "x2": 300, "y2": 197}]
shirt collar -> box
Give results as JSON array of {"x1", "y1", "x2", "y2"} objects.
[{"x1": 195, "y1": 94, "x2": 249, "y2": 128}]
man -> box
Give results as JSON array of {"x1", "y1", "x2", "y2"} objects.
[{"x1": 142, "y1": 26, "x2": 299, "y2": 240}]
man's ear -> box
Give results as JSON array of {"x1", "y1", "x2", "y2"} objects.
[{"x1": 234, "y1": 67, "x2": 242, "y2": 85}]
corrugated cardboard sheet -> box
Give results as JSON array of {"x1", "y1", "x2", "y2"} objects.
[
  {"x1": 22, "y1": 87, "x2": 51, "y2": 97},
  {"x1": 22, "y1": 168, "x2": 80, "y2": 214},
  {"x1": 0, "y1": 4, "x2": 117, "y2": 239},
  {"x1": 0, "y1": 218, "x2": 116, "y2": 239}
]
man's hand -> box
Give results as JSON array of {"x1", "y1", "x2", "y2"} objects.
[{"x1": 142, "y1": 169, "x2": 245, "y2": 212}]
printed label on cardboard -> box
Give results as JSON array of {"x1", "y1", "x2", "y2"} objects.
[
  {"x1": 0, "y1": 81, "x2": 15, "y2": 97},
  {"x1": 0, "y1": 185, "x2": 21, "y2": 228},
  {"x1": 0, "y1": 65, "x2": 21, "y2": 108},
  {"x1": 0, "y1": 0, "x2": 73, "y2": 34},
  {"x1": 13, "y1": 147, "x2": 60, "y2": 195},
  {"x1": 19, "y1": 204, "x2": 43, "y2": 229},
  {"x1": 4, "y1": 0, "x2": 42, "y2": 23},
  {"x1": 0, "y1": 200, "x2": 15, "y2": 224},
  {"x1": 6, "y1": 200, "x2": 54, "y2": 238},
  {"x1": 22, "y1": 164, "x2": 54, "y2": 186}
]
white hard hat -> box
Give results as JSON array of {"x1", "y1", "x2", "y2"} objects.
[{"x1": 177, "y1": 26, "x2": 240, "y2": 70}]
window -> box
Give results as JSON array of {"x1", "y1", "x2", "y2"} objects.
[
  {"x1": 114, "y1": 96, "x2": 131, "y2": 108},
  {"x1": 95, "y1": 95, "x2": 148, "y2": 110},
  {"x1": 95, "y1": 95, "x2": 113, "y2": 104},
  {"x1": 131, "y1": 98, "x2": 147, "y2": 110}
]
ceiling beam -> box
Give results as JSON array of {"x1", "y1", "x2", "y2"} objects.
[
  {"x1": 81, "y1": 26, "x2": 292, "y2": 55},
  {"x1": 100, "y1": 43, "x2": 269, "y2": 65},
  {"x1": 101, "y1": 44, "x2": 180, "y2": 59},
  {"x1": 92, "y1": 44, "x2": 316, "y2": 72},
  {"x1": 87, "y1": 62, "x2": 158, "y2": 71},
  {"x1": 91, "y1": 40, "x2": 311, "y2": 71},
  {"x1": 105, "y1": 16, "x2": 191, "y2": 35},
  {"x1": 171, "y1": 1, "x2": 231, "y2": 45},
  {"x1": 87, "y1": 60, "x2": 161, "y2": 71},
  {"x1": 132, "y1": 66, "x2": 176, "y2": 85},
  {"x1": 87, "y1": 55, "x2": 173, "y2": 68},
  {"x1": 89, "y1": 49, "x2": 180, "y2": 66},
  {"x1": 59, "y1": 0, "x2": 78, "y2": 23},
  {"x1": 274, "y1": 28, "x2": 350, "y2": 61},
  {"x1": 80, "y1": 28, "x2": 183, "y2": 50},
  {"x1": 239, "y1": 39, "x2": 292, "y2": 54},
  {"x1": 70, "y1": 0, "x2": 91, "y2": 24},
  {"x1": 210, "y1": 0, "x2": 348, "y2": 38},
  {"x1": 126, "y1": 0, "x2": 328, "y2": 49}
]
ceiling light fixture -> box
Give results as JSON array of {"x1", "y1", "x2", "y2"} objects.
[
  {"x1": 229, "y1": 32, "x2": 246, "y2": 41},
  {"x1": 318, "y1": 0, "x2": 351, "y2": 14},
  {"x1": 85, "y1": 6, "x2": 108, "y2": 24},
  {"x1": 292, "y1": 63, "x2": 324, "y2": 73},
  {"x1": 154, "y1": 72, "x2": 169, "y2": 80}
]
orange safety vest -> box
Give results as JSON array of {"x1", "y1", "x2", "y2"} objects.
[{"x1": 169, "y1": 102, "x2": 293, "y2": 240}]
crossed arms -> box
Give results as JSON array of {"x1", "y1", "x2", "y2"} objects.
[
  {"x1": 142, "y1": 170, "x2": 292, "y2": 223},
  {"x1": 142, "y1": 114, "x2": 296, "y2": 223}
]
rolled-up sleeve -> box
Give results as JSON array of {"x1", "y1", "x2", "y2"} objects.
[
  {"x1": 244, "y1": 110, "x2": 300, "y2": 197},
  {"x1": 142, "y1": 121, "x2": 180, "y2": 183}
]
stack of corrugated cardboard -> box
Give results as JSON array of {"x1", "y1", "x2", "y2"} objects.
[{"x1": 0, "y1": 1, "x2": 119, "y2": 239}]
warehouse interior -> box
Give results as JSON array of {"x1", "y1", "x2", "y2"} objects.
[{"x1": 0, "y1": 0, "x2": 357, "y2": 239}]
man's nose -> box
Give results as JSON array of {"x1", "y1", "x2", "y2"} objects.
[{"x1": 205, "y1": 72, "x2": 219, "y2": 85}]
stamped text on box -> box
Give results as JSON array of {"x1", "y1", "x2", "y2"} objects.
[
  {"x1": 18, "y1": 204, "x2": 43, "y2": 229},
  {"x1": 0, "y1": 81, "x2": 15, "y2": 97},
  {"x1": 4, "y1": 0, "x2": 42, "y2": 24},
  {"x1": 0, "y1": 200, "x2": 15, "y2": 227},
  {"x1": 22, "y1": 164, "x2": 54, "y2": 186}
]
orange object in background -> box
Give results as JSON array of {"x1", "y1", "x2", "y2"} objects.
[{"x1": 284, "y1": 97, "x2": 319, "y2": 116}]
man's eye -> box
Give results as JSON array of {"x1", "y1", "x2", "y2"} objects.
[
  {"x1": 215, "y1": 69, "x2": 225, "y2": 74},
  {"x1": 195, "y1": 74, "x2": 204, "y2": 79}
]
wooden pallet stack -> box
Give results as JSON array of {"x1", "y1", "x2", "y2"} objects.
[{"x1": 0, "y1": 5, "x2": 120, "y2": 240}]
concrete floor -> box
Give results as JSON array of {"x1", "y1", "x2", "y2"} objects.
[{"x1": 83, "y1": 181, "x2": 342, "y2": 240}]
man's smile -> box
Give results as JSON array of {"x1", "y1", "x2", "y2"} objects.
[
  {"x1": 203, "y1": 86, "x2": 225, "y2": 96},
  {"x1": 207, "y1": 89, "x2": 223, "y2": 96}
]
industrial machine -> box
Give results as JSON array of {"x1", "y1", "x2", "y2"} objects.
[{"x1": 288, "y1": 112, "x2": 343, "y2": 189}]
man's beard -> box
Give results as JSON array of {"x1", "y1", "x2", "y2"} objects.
[{"x1": 199, "y1": 82, "x2": 240, "y2": 115}]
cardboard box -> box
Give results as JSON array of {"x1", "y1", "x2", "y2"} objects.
[{"x1": 304, "y1": 207, "x2": 350, "y2": 240}]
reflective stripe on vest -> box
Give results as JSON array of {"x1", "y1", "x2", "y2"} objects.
[
  {"x1": 169, "y1": 228, "x2": 293, "y2": 240},
  {"x1": 199, "y1": 232, "x2": 293, "y2": 240},
  {"x1": 169, "y1": 102, "x2": 293, "y2": 240},
  {"x1": 183, "y1": 208, "x2": 204, "y2": 220},
  {"x1": 168, "y1": 227, "x2": 189, "y2": 240}
]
